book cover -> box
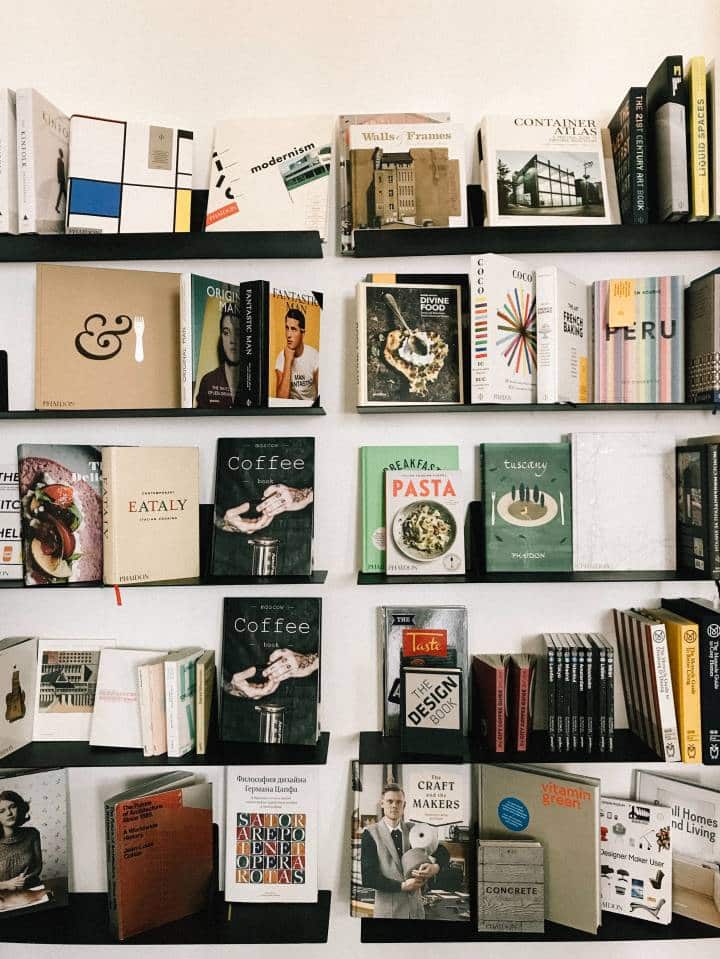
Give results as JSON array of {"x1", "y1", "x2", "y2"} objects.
[
  {"x1": 18, "y1": 444, "x2": 103, "y2": 585},
  {"x1": 480, "y1": 764, "x2": 601, "y2": 934},
  {"x1": 16, "y1": 88, "x2": 69, "y2": 234},
  {"x1": 206, "y1": 116, "x2": 333, "y2": 238},
  {"x1": 225, "y1": 765, "x2": 319, "y2": 903},
  {"x1": 211, "y1": 437, "x2": 314, "y2": 577},
  {"x1": 609, "y1": 88, "x2": 649, "y2": 224},
  {"x1": 509, "y1": 653, "x2": 536, "y2": 752},
  {"x1": 35, "y1": 264, "x2": 182, "y2": 410},
  {"x1": 536, "y1": 265, "x2": 589, "y2": 403},
  {"x1": 686, "y1": 56, "x2": 710, "y2": 221},
  {"x1": 676, "y1": 440, "x2": 720, "y2": 577},
  {"x1": 137, "y1": 658, "x2": 167, "y2": 757},
  {"x1": 101, "y1": 446, "x2": 200, "y2": 585},
  {"x1": 268, "y1": 287, "x2": 321, "y2": 407},
  {"x1": 477, "y1": 841, "x2": 544, "y2": 933},
  {"x1": 90, "y1": 647, "x2": 165, "y2": 749},
  {"x1": 164, "y1": 646, "x2": 203, "y2": 758},
  {"x1": 220, "y1": 597, "x2": 320, "y2": 745},
  {"x1": 400, "y1": 665, "x2": 464, "y2": 757},
  {"x1": 472, "y1": 655, "x2": 509, "y2": 752},
  {"x1": 0, "y1": 637, "x2": 37, "y2": 759},
  {"x1": 385, "y1": 470, "x2": 465, "y2": 576},
  {"x1": 195, "y1": 649, "x2": 215, "y2": 756},
  {"x1": 66, "y1": 115, "x2": 193, "y2": 233},
  {"x1": 646, "y1": 56, "x2": 689, "y2": 221},
  {"x1": 480, "y1": 114, "x2": 615, "y2": 226},
  {"x1": 0, "y1": 768, "x2": 68, "y2": 916},
  {"x1": 600, "y1": 796, "x2": 672, "y2": 923},
  {"x1": 0, "y1": 464, "x2": 22, "y2": 580},
  {"x1": 686, "y1": 269, "x2": 720, "y2": 403},
  {"x1": 647, "y1": 608, "x2": 701, "y2": 764},
  {"x1": 0, "y1": 89, "x2": 17, "y2": 233},
  {"x1": 351, "y1": 763, "x2": 472, "y2": 920},
  {"x1": 482, "y1": 442, "x2": 572, "y2": 572}
]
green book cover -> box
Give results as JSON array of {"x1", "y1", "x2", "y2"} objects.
[
  {"x1": 360, "y1": 445, "x2": 459, "y2": 572},
  {"x1": 482, "y1": 442, "x2": 572, "y2": 572}
]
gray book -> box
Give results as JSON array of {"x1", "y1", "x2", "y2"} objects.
[
  {"x1": 477, "y1": 840, "x2": 544, "y2": 933},
  {"x1": 686, "y1": 269, "x2": 720, "y2": 403},
  {"x1": 655, "y1": 103, "x2": 689, "y2": 221}
]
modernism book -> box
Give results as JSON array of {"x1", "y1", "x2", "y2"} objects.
[
  {"x1": 536, "y1": 265, "x2": 589, "y2": 403},
  {"x1": 15, "y1": 88, "x2": 69, "y2": 234},
  {"x1": 220, "y1": 597, "x2": 321, "y2": 746},
  {"x1": 351, "y1": 762, "x2": 472, "y2": 921},
  {"x1": 267, "y1": 287, "x2": 322, "y2": 408},
  {"x1": 0, "y1": 89, "x2": 17, "y2": 233},
  {"x1": 225, "y1": 765, "x2": 319, "y2": 903},
  {"x1": 0, "y1": 636, "x2": 37, "y2": 759}
]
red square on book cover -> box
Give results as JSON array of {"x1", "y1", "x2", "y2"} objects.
[{"x1": 402, "y1": 628, "x2": 448, "y2": 658}]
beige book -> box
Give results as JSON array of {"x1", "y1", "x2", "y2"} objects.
[
  {"x1": 35, "y1": 264, "x2": 182, "y2": 410},
  {"x1": 138, "y1": 658, "x2": 168, "y2": 757},
  {"x1": 101, "y1": 446, "x2": 200, "y2": 585},
  {"x1": 195, "y1": 649, "x2": 215, "y2": 755}
]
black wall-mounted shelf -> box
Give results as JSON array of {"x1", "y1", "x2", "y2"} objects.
[
  {"x1": 357, "y1": 402, "x2": 717, "y2": 414},
  {"x1": 0, "y1": 570, "x2": 328, "y2": 590},
  {"x1": 1, "y1": 406, "x2": 326, "y2": 419},
  {"x1": 357, "y1": 570, "x2": 702, "y2": 585}
]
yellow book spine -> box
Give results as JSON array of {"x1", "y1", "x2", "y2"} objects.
[
  {"x1": 688, "y1": 56, "x2": 710, "y2": 220},
  {"x1": 666, "y1": 619, "x2": 702, "y2": 763}
]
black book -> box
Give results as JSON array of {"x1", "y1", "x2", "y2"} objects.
[
  {"x1": 676, "y1": 441, "x2": 720, "y2": 578},
  {"x1": 578, "y1": 635, "x2": 594, "y2": 753},
  {"x1": 646, "y1": 55, "x2": 689, "y2": 222},
  {"x1": 591, "y1": 633, "x2": 608, "y2": 753},
  {"x1": 544, "y1": 635, "x2": 557, "y2": 752},
  {"x1": 239, "y1": 280, "x2": 270, "y2": 408},
  {"x1": 609, "y1": 87, "x2": 649, "y2": 224},
  {"x1": 600, "y1": 633, "x2": 615, "y2": 753},
  {"x1": 210, "y1": 437, "x2": 315, "y2": 577},
  {"x1": 219, "y1": 597, "x2": 321, "y2": 745},
  {"x1": 568, "y1": 636, "x2": 579, "y2": 751}
]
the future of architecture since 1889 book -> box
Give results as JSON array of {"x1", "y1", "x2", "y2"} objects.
[{"x1": 268, "y1": 287, "x2": 322, "y2": 408}]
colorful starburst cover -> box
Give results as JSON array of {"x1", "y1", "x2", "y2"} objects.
[{"x1": 470, "y1": 254, "x2": 536, "y2": 404}]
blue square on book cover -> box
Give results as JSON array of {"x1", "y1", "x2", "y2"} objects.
[{"x1": 68, "y1": 178, "x2": 122, "y2": 218}]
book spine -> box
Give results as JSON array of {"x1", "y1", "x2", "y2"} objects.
[
  {"x1": 708, "y1": 445, "x2": 720, "y2": 576},
  {"x1": 631, "y1": 89, "x2": 649, "y2": 224},
  {"x1": 688, "y1": 57, "x2": 710, "y2": 220},
  {"x1": 494, "y1": 665, "x2": 506, "y2": 752},
  {"x1": 0, "y1": 90, "x2": 17, "y2": 234},
  {"x1": 236, "y1": 281, "x2": 266, "y2": 408},
  {"x1": 647, "y1": 625, "x2": 681, "y2": 761},
  {"x1": 470, "y1": 255, "x2": 490, "y2": 404},
  {"x1": 585, "y1": 644, "x2": 594, "y2": 753},
  {"x1": 555, "y1": 639, "x2": 565, "y2": 752},
  {"x1": 165, "y1": 661, "x2": 180, "y2": 757},
  {"x1": 546, "y1": 641, "x2": 556, "y2": 752},
  {"x1": 597, "y1": 634, "x2": 608, "y2": 753},
  {"x1": 515, "y1": 665, "x2": 530, "y2": 752},
  {"x1": 699, "y1": 622, "x2": 720, "y2": 764},
  {"x1": 136, "y1": 664, "x2": 154, "y2": 757},
  {"x1": 536, "y1": 268, "x2": 558, "y2": 403},
  {"x1": 101, "y1": 448, "x2": 118, "y2": 586},
  {"x1": 196, "y1": 660, "x2": 206, "y2": 755},
  {"x1": 561, "y1": 641, "x2": 570, "y2": 752},
  {"x1": 104, "y1": 801, "x2": 119, "y2": 938},
  {"x1": 577, "y1": 641, "x2": 586, "y2": 751},
  {"x1": 179, "y1": 274, "x2": 193, "y2": 408},
  {"x1": 15, "y1": 89, "x2": 35, "y2": 234},
  {"x1": 605, "y1": 641, "x2": 615, "y2": 754},
  {"x1": 569, "y1": 642, "x2": 579, "y2": 751},
  {"x1": 677, "y1": 624, "x2": 702, "y2": 764}
]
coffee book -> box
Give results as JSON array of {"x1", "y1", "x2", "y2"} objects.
[
  {"x1": 0, "y1": 636, "x2": 37, "y2": 759},
  {"x1": 268, "y1": 287, "x2": 322, "y2": 408},
  {"x1": 0, "y1": 464, "x2": 22, "y2": 580},
  {"x1": 16, "y1": 88, "x2": 69, "y2": 234},
  {"x1": 536, "y1": 265, "x2": 589, "y2": 403},
  {"x1": 0, "y1": 89, "x2": 18, "y2": 234},
  {"x1": 90, "y1": 647, "x2": 165, "y2": 749}
]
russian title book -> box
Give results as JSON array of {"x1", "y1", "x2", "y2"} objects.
[
  {"x1": 676, "y1": 438, "x2": 720, "y2": 577},
  {"x1": 635, "y1": 770, "x2": 720, "y2": 927},
  {"x1": 351, "y1": 762, "x2": 472, "y2": 921},
  {"x1": 206, "y1": 116, "x2": 333, "y2": 239},
  {"x1": 648, "y1": 608, "x2": 702, "y2": 764},
  {"x1": 709, "y1": 61, "x2": 720, "y2": 219},
  {"x1": 210, "y1": 437, "x2": 314, "y2": 577},
  {"x1": 608, "y1": 88, "x2": 649, "y2": 224},
  {"x1": 164, "y1": 646, "x2": 203, "y2": 758},
  {"x1": 357, "y1": 281, "x2": 463, "y2": 406},
  {"x1": 479, "y1": 114, "x2": 615, "y2": 226},
  {"x1": 66, "y1": 115, "x2": 193, "y2": 233},
  {"x1": 646, "y1": 56, "x2": 689, "y2": 221},
  {"x1": 90, "y1": 648, "x2": 165, "y2": 749},
  {"x1": 15, "y1": 88, "x2": 69, "y2": 234},
  {"x1": 536, "y1": 265, "x2": 589, "y2": 403},
  {"x1": 479, "y1": 764, "x2": 601, "y2": 934},
  {"x1": 104, "y1": 771, "x2": 212, "y2": 940},
  {"x1": 477, "y1": 840, "x2": 544, "y2": 933},
  {"x1": 385, "y1": 470, "x2": 465, "y2": 576},
  {"x1": 381, "y1": 605, "x2": 468, "y2": 736},
  {"x1": 592, "y1": 275, "x2": 684, "y2": 402},
  {"x1": 18, "y1": 444, "x2": 103, "y2": 585},
  {"x1": 685, "y1": 56, "x2": 710, "y2": 221},
  {"x1": 571, "y1": 432, "x2": 675, "y2": 571},
  {"x1": 686, "y1": 268, "x2": 720, "y2": 403},
  {"x1": 400, "y1": 665, "x2": 463, "y2": 757},
  {"x1": 470, "y1": 254, "x2": 536, "y2": 404},
  {"x1": 101, "y1": 446, "x2": 199, "y2": 585},
  {"x1": 268, "y1": 287, "x2": 322, "y2": 408},
  {"x1": 509, "y1": 653, "x2": 536, "y2": 751},
  {"x1": 472, "y1": 654, "x2": 509, "y2": 752},
  {"x1": 220, "y1": 597, "x2": 320, "y2": 745},
  {"x1": 225, "y1": 765, "x2": 319, "y2": 903},
  {"x1": 0, "y1": 768, "x2": 68, "y2": 916},
  {"x1": 0, "y1": 464, "x2": 22, "y2": 580},
  {"x1": 195, "y1": 649, "x2": 215, "y2": 756},
  {"x1": 137, "y1": 657, "x2": 167, "y2": 757},
  {"x1": 600, "y1": 796, "x2": 672, "y2": 924},
  {"x1": 35, "y1": 264, "x2": 183, "y2": 411},
  {"x1": 0, "y1": 89, "x2": 18, "y2": 233},
  {"x1": 481, "y1": 442, "x2": 572, "y2": 572},
  {"x1": 0, "y1": 636, "x2": 37, "y2": 759}
]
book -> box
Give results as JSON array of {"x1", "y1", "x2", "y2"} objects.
[
  {"x1": 685, "y1": 56, "x2": 710, "y2": 221},
  {"x1": 164, "y1": 646, "x2": 203, "y2": 758},
  {"x1": 646, "y1": 56, "x2": 689, "y2": 221},
  {"x1": 709, "y1": 60, "x2": 720, "y2": 219},
  {"x1": 477, "y1": 841, "x2": 544, "y2": 933},
  {"x1": 481, "y1": 442, "x2": 572, "y2": 572},
  {"x1": 385, "y1": 470, "x2": 465, "y2": 576},
  {"x1": 210, "y1": 437, "x2": 314, "y2": 577},
  {"x1": 535, "y1": 265, "x2": 590, "y2": 403},
  {"x1": 600, "y1": 796, "x2": 672, "y2": 924},
  {"x1": 380, "y1": 605, "x2": 468, "y2": 736},
  {"x1": 686, "y1": 268, "x2": 720, "y2": 403},
  {"x1": 18, "y1": 444, "x2": 103, "y2": 585},
  {"x1": 592, "y1": 275, "x2": 684, "y2": 402},
  {"x1": 509, "y1": 653, "x2": 536, "y2": 752},
  {"x1": 400, "y1": 665, "x2": 464, "y2": 757},
  {"x1": 479, "y1": 764, "x2": 601, "y2": 934},
  {"x1": 543, "y1": 635, "x2": 558, "y2": 752},
  {"x1": 676, "y1": 438, "x2": 720, "y2": 577},
  {"x1": 268, "y1": 287, "x2": 321, "y2": 408},
  {"x1": 360, "y1": 446, "x2": 459, "y2": 573},
  {"x1": 570, "y1": 432, "x2": 675, "y2": 571},
  {"x1": 0, "y1": 637, "x2": 37, "y2": 759},
  {"x1": 608, "y1": 88, "x2": 649, "y2": 224},
  {"x1": 35, "y1": 264, "x2": 183, "y2": 411},
  {"x1": 32, "y1": 638, "x2": 117, "y2": 741},
  {"x1": 470, "y1": 254, "x2": 536, "y2": 404},
  {"x1": 89, "y1": 647, "x2": 165, "y2": 749},
  {"x1": 0, "y1": 89, "x2": 17, "y2": 233},
  {"x1": 472, "y1": 654, "x2": 509, "y2": 752},
  {"x1": 351, "y1": 763, "x2": 472, "y2": 920},
  {"x1": 15, "y1": 88, "x2": 69, "y2": 234},
  {"x1": 0, "y1": 464, "x2": 22, "y2": 580},
  {"x1": 66, "y1": 115, "x2": 193, "y2": 233},
  {"x1": 225, "y1": 765, "x2": 319, "y2": 903},
  {"x1": 101, "y1": 446, "x2": 200, "y2": 585},
  {"x1": 195, "y1": 649, "x2": 215, "y2": 756},
  {"x1": 647, "y1": 608, "x2": 701, "y2": 764},
  {"x1": 137, "y1": 657, "x2": 167, "y2": 757},
  {"x1": 0, "y1": 768, "x2": 68, "y2": 916},
  {"x1": 104, "y1": 771, "x2": 212, "y2": 940},
  {"x1": 479, "y1": 114, "x2": 615, "y2": 226},
  {"x1": 219, "y1": 598, "x2": 320, "y2": 746}
]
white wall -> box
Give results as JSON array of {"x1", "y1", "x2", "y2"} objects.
[{"x1": 2, "y1": 0, "x2": 720, "y2": 956}]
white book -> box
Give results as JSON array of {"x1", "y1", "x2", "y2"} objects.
[
  {"x1": 708, "y1": 61, "x2": 720, "y2": 220},
  {"x1": 137, "y1": 658, "x2": 168, "y2": 757},
  {"x1": 179, "y1": 273, "x2": 193, "y2": 408},
  {"x1": 224, "y1": 765, "x2": 318, "y2": 903},
  {"x1": 0, "y1": 89, "x2": 18, "y2": 233},
  {"x1": 470, "y1": 253, "x2": 536, "y2": 404},
  {"x1": 0, "y1": 636, "x2": 37, "y2": 759},
  {"x1": 164, "y1": 645, "x2": 203, "y2": 757},
  {"x1": 632, "y1": 611, "x2": 681, "y2": 762},
  {"x1": 0, "y1": 463, "x2": 22, "y2": 580},
  {"x1": 90, "y1": 647, "x2": 165, "y2": 749},
  {"x1": 16, "y1": 88, "x2": 69, "y2": 234},
  {"x1": 536, "y1": 265, "x2": 590, "y2": 404}
]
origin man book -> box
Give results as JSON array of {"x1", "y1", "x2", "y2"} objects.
[
  {"x1": 0, "y1": 637, "x2": 37, "y2": 759},
  {"x1": 268, "y1": 287, "x2": 321, "y2": 408},
  {"x1": 66, "y1": 115, "x2": 193, "y2": 233},
  {"x1": 210, "y1": 437, "x2": 314, "y2": 577},
  {"x1": 351, "y1": 762, "x2": 472, "y2": 920},
  {"x1": 686, "y1": 268, "x2": 720, "y2": 403},
  {"x1": 536, "y1": 265, "x2": 589, "y2": 403},
  {"x1": 608, "y1": 88, "x2": 649, "y2": 224},
  {"x1": 0, "y1": 89, "x2": 18, "y2": 233},
  {"x1": 0, "y1": 464, "x2": 22, "y2": 580},
  {"x1": 225, "y1": 765, "x2": 319, "y2": 903},
  {"x1": 18, "y1": 444, "x2": 103, "y2": 585},
  {"x1": 15, "y1": 88, "x2": 69, "y2": 234},
  {"x1": 676, "y1": 437, "x2": 720, "y2": 578},
  {"x1": 219, "y1": 598, "x2": 320, "y2": 745},
  {"x1": 35, "y1": 264, "x2": 183, "y2": 411},
  {"x1": 685, "y1": 56, "x2": 710, "y2": 221},
  {"x1": 101, "y1": 446, "x2": 200, "y2": 585},
  {"x1": 646, "y1": 56, "x2": 689, "y2": 222},
  {"x1": 481, "y1": 442, "x2": 572, "y2": 572}
]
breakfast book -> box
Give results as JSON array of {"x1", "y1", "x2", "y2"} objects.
[
  {"x1": 268, "y1": 287, "x2": 322, "y2": 408},
  {"x1": 16, "y1": 88, "x2": 69, "y2": 234}
]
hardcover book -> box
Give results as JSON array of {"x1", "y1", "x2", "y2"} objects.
[
  {"x1": 90, "y1": 647, "x2": 165, "y2": 749},
  {"x1": 66, "y1": 115, "x2": 193, "y2": 233},
  {"x1": 0, "y1": 89, "x2": 17, "y2": 233},
  {"x1": 357, "y1": 282, "x2": 463, "y2": 406},
  {"x1": 709, "y1": 60, "x2": 720, "y2": 219},
  {"x1": 268, "y1": 287, "x2": 321, "y2": 408},
  {"x1": 608, "y1": 88, "x2": 649, "y2": 224},
  {"x1": 400, "y1": 665, "x2": 464, "y2": 757},
  {"x1": 477, "y1": 841, "x2": 544, "y2": 933},
  {"x1": 0, "y1": 464, "x2": 22, "y2": 580},
  {"x1": 685, "y1": 56, "x2": 709, "y2": 221},
  {"x1": 225, "y1": 765, "x2": 319, "y2": 903},
  {"x1": 686, "y1": 268, "x2": 720, "y2": 403},
  {"x1": 676, "y1": 438, "x2": 720, "y2": 577},
  {"x1": 481, "y1": 442, "x2": 572, "y2": 572},
  {"x1": 195, "y1": 649, "x2": 215, "y2": 756},
  {"x1": 0, "y1": 636, "x2": 37, "y2": 759},
  {"x1": 351, "y1": 762, "x2": 472, "y2": 921},
  {"x1": 35, "y1": 264, "x2": 182, "y2": 411},
  {"x1": 137, "y1": 657, "x2": 167, "y2": 757},
  {"x1": 509, "y1": 653, "x2": 536, "y2": 752},
  {"x1": 220, "y1": 597, "x2": 320, "y2": 745},
  {"x1": 18, "y1": 444, "x2": 103, "y2": 585},
  {"x1": 164, "y1": 646, "x2": 203, "y2": 758},
  {"x1": 646, "y1": 56, "x2": 689, "y2": 222},
  {"x1": 210, "y1": 437, "x2": 314, "y2": 577},
  {"x1": 472, "y1": 654, "x2": 509, "y2": 752},
  {"x1": 15, "y1": 88, "x2": 69, "y2": 234},
  {"x1": 536, "y1": 265, "x2": 589, "y2": 403}
]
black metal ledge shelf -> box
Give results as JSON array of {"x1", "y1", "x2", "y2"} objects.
[
  {"x1": 0, "y1": 570, "x2": 328, "y2": 589},
  {"x1": 357, "y1": 402, "x2": 717, "y2": 414},
  {"x1": 0, "y1": 406, "x2": 326, "y2": 419},
  {"x1": 357, "y1": 570, "x2": 703, "y2": 585},
  {"x1": 0, "y1": 890, "x2": 332, "y2": 944}
]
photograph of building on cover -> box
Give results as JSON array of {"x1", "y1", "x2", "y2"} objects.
[{"x1": 496, "y1": 150, "x2": 606, "y2": 217}]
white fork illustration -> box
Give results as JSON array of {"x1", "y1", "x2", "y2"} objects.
[{"x1": 133, "y1": 315, "x2": 145, "y2": 363}]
